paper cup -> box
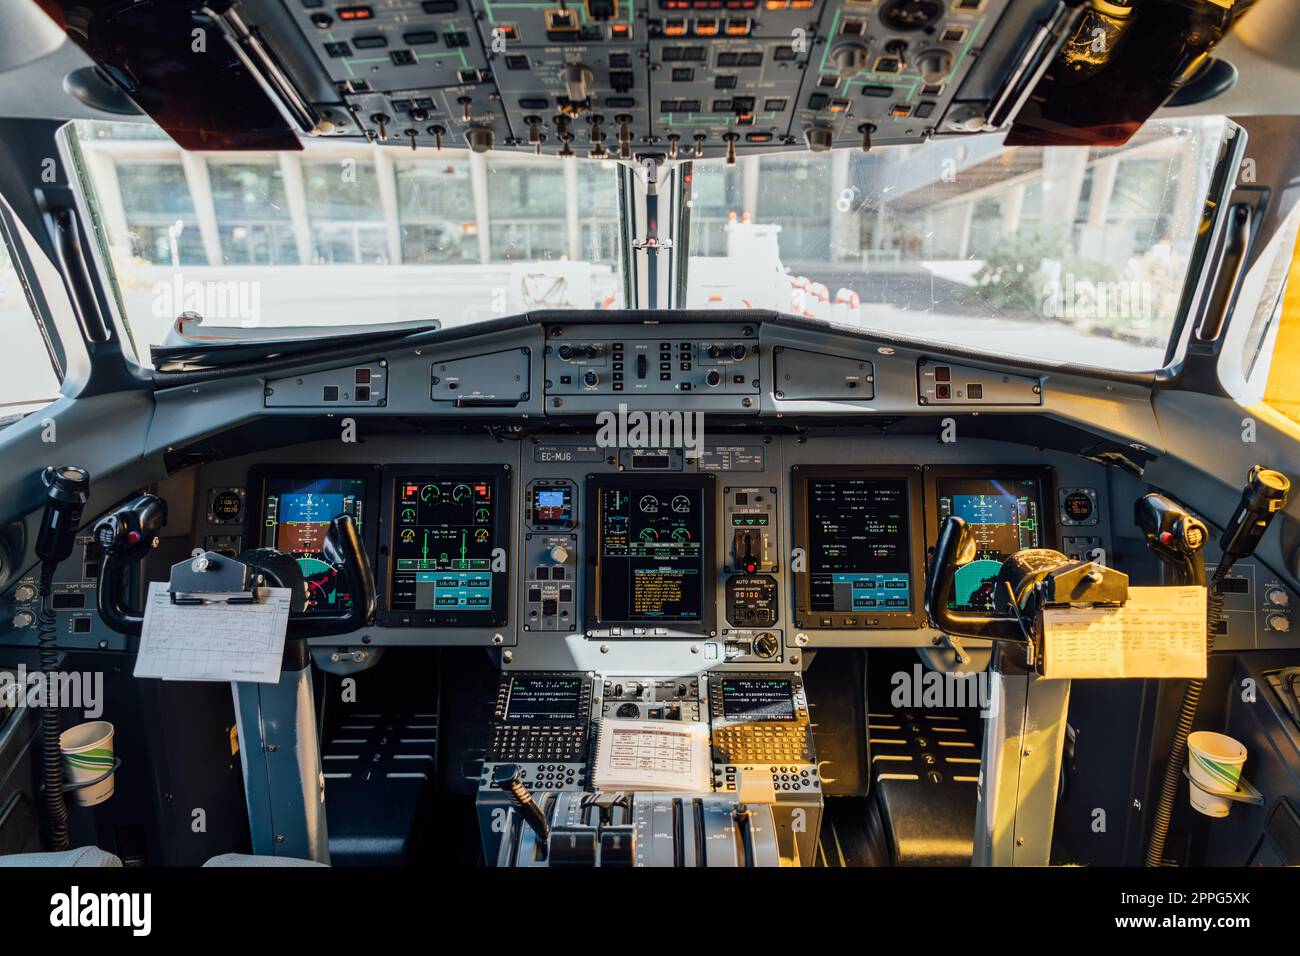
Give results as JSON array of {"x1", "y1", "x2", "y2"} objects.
[
  {"x1": 1187, "y1": 731, "x2": 1247, "y2": 818},
  {"x1": 60, "y1": 721, "x2": 116, "y2": 807}
]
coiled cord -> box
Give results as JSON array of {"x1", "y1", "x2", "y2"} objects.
[
  {"x1": 36, "y1": 565, "x2": 70, "y2": 852},
  {"x1": 1145, "y1": 562, "x2": 1229, "y2": 867}
]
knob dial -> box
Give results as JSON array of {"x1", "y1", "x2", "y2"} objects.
[
  {"x1": 582, "y1": 370, "x2": 600, "y2": 387},
  {"x1": 549, "y1": 544, "x2": 570, "y2": 564},
  {"x1": 731, "y1": 344, "x2": 748, "y2": 360},
  {"x1": 12, "y1": 610, "x2": 35, "y2": 629},
  {"x1": 13, "y1": 584, "x2": 36, "y2": 603},
  {"x1": 1265, "y1": 587, "x2": 1289, "y2": 607},
  {"x1": 705, "y1": 369, "x2": 722, "y2": 387},
  {"x1": 752, "y1": 632, "x2": 779, "y2": 659}
]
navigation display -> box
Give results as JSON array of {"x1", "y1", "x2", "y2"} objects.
[
  {"x1": 793, "y1": 468, "x2": 924, "y2": 629},
  {"x1": 505, "y1": 676, "x2": 583, "y2": 723},
  {"x1": 259, "y1": 475, "x2": 367, "y2": 614},
  {"x1": 588, "y1": 476, "x2": 714, "y2": 631},
  {"x1": 720, "y1": 678, "x2": 796, "y2": 722},
  {"x1": 808, "y1": 478, "x2": 912, "y2": 611},
  {"x1": 934, "y1": 475, "x2": 1047, "y2": 612},
  {"x1": 384, "y1": 468, "x2": 509, "y2": 626}
]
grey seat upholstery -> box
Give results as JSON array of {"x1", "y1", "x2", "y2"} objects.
[
  {"x1": 0, "y1": 845, "x2": 123, "y2": 867},
  {"x1": 203, "y1": 852, "x2": 327, "y2": 867}
]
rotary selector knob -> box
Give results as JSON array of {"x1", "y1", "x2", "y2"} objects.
[
  {"x1": 1265, "y1": 587, "x2": 1289, "y2": 607},
  {"x1": 753, "y1": 632, "x2": 780, "y2": 659},
  {"x1": 12, "y1": 610, "x2": 35, "y2": 629},
  {"x1": 916, "y1": 48, "x2": 954, "y2": 85},
  {"x1": 549, "y1": 544, "x2": 570, "y2": 564},
  {"x1": 1266, "y1": 613, "x2": 1291, "y2": 632},
  {"x1": 829, "y1": 41, "x2": 871, "y2": 77},
  {"x1": 465, "y1": 126, "x2": 495, "y2": 154},
  {"x1": 13, "y1": 584, "x2": 36, "y2": 603},
  {"x1": 731, "y1": 344, "x2": 748, "y2": 360},
  {"x1": 804, "y1": 126, "x2": 834, "y2": 153},
  {"x1": 705, "y1": 370, "x2": 722, "y2": 387},
  {"x1": 582, "y1": 370, "x2": 600, "y2": 387}
]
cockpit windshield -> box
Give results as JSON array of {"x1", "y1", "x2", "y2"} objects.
[{"x1": 68, "y1": 114, "x2": 1227, "y2": 371}]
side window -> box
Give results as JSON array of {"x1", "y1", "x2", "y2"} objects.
[
  {"x1": 0, "y1": 208, "x2": 61, "y2": 423},
  {"x1": 1261, "y1": 236, "x2": 1300, "y2": 426}
]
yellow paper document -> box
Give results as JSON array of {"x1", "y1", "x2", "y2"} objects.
[{"x1": 1039, "y1": 586, "x2": 1207, "y2": 679}]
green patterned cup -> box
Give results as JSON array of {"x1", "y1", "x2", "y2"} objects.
[
  {"x1": 1187, "y1": 731, "x2": 1247, "y2": 818},
  {"x1": 60, "y1": 721, "x2": 116, "y2": 807}
]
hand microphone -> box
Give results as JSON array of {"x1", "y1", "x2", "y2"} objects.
[
  {"x1": 1219, "y1": 465, "x2": 1290, "y2": 562},
  {"x1": 36, "y1": 466, "x2": 90, "y2": 569}
]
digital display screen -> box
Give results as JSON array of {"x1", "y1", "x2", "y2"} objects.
[
  {"x1": 721, "y1": 678, "x2": 796, "y2": 722},
  {"x1": 530, "y1": 484, "x2": 573, "y2": 525},
  {"x1": 936, "y1": 477, "x2": 1045, "y2": 612},
  {"x1": 806, "y1": 477, "x2": 913, "y2": 613},
  {"x1": 593, "y1": 481, "x2": 706, "y2": 624},
  {"x1": 261, "y1": 476, "x2": 366, "y2": 614},
  {"x1": 505, "y1": 676, "x2": 583, "y2": 723},
  {"x1": 388, "y1": 476, "x2": 502, "y2": 618}
]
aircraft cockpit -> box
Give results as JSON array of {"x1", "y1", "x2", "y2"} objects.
[{"x1": 0, "y1": 0, "x2": 1298, "y2": 933}]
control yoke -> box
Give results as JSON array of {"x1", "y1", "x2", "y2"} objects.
[
  {"x1": 924, "y1": 515, "x2": 1128, "y2": 645},
  {"x1": 95, "y1": 497, "x2": 375, "y2": 639},
  {"x1": 281, "y1": 513, "x2": 377, "y2": 638},
  {"x1": 924, "y1": 516, "x2": 1025, "y2": 643}
]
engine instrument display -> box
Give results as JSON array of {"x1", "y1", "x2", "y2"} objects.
[
  {"x1": 587, "y1": 476, "x2": 715, "y2": 634},
  {"x1": 793, "y1": 468, "x2": 924, "y2": 629},
  {"x1": 382, "y1": 466, "x2": 510, "y2": 626},
  {"x1": 256, "y1": 473, "x2": 369, "y2": 615},
  {"x1": 931, "y1": 471, "x2": 1051, "y2": 612}
]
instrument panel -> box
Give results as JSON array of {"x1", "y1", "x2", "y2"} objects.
[
  {"x1": 6, "y1": 319, "x2": 1300, "y2": 664},
  {"x1": 250, "y1": 0, "x2": 1032, "y2": 157},
  {"x1": 181, "y1": 425, "x2": 1094, "y2": 672}
]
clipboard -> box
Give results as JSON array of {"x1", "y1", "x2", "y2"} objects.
[{"x1": 133, "y1": 552, "x2": 292, "y2": 684}]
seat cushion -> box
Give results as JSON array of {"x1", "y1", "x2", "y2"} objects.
[
  {"x1": 0, "y1": 845, "x2": 123, "y2": 867},
  {"x1": 204, "y1": 852, "x2": 327, "y2": 867}
]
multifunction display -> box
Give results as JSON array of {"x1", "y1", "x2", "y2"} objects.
[
  {"x1": 382, "y1": 468, "x2": 509, "y2": 626},
  {"x1": 587, "y1": 476, "x2": 714, "y2": 633},
  {"x1": 526, "y1": 481, "x2": 575, "y2": 528},
  {"x1": 505, "y1": 676, "x2": 584, "y2": 723},
  {"x1": 934, "y1": 475, "x2": 1047, "y2": 612},
  {"x1": 720, "y1": 678, "x2": 796, "y2": 722},
  {"x1": 793, "y1": 468, "x2": 924, "y2": 629},
  {"x1": 258, "y1": 474, "x2": 367, "y2": 614}
]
